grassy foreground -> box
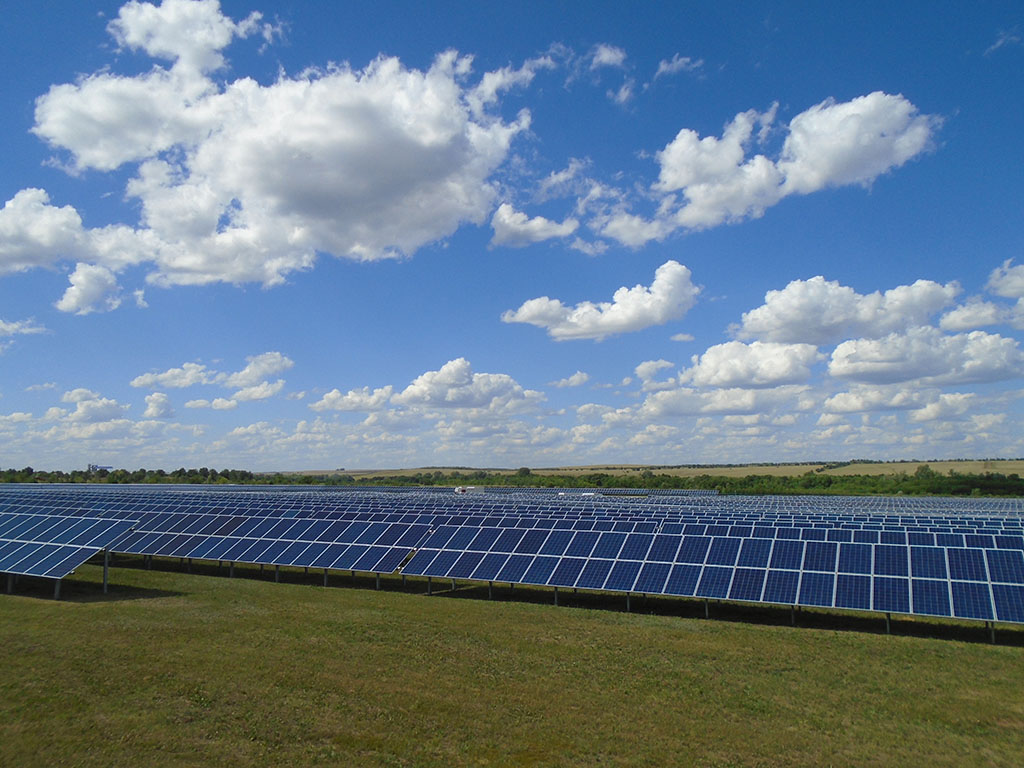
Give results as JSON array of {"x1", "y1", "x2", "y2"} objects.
[{"x1": 3, "y1": 564, "x2": 1024, "y2": 767}]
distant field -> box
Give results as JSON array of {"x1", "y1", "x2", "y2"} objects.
[
  {"x1": 3, "y1": 562, "x2": 1024, "y2": 767},
  {"x1": 294, "y1": 460, "x2": 1024, "y2": 480}
]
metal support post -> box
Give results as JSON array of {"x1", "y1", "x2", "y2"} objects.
[
  {"x1": 103, "y1": 550, "x2": 110, "y2": 594},
  {"x1": 402, "y1": 575, "x2": 407, "y2": 588},
  {"x1": 488, "y1": 581, "x2": 493, "y2": 600},
  {"x1": 274, "y1": 565, "x2": 280, "y2": 583},
  {"x1": 323, "y1": 568, "x2": 329, "y2": 587},
  {"x1": 427, "y1": 576, "x2": 432, "y2": 595},
  {"x1": 554, "y1": 586, "x2": 559, "y2": 606},
  {"x1": 187, "y1": 558, "x2": 192, "y2": 573},
  {"x1": 54, "y1": 579, "x2": 61, "y2": 600},
  {"x1": 704, "y1": 599, "x2": 709, "y2": 619},
  {"x1": 626, "y1": 593, "x2": 631, "y2": 612},
  {"x1": 6, "y1": 573, "x2": 13, "y2": 594},
  {"x1": 791, "y1": 606, "x2": 796, "y2": 626},
  {"x1": 885, "y1": 613, "x2": 891, "y2": 634},
  {"x1": 229, "y1": 562, "x2": 235, "y2": 578},
  {"x1": 451, "y1": 578, "x2": 456, "y2": 592},
  {"x1": 375, "y1": 573, "x2": 381, "y2": 590}
]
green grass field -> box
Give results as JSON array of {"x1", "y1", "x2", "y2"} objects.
[{"x1": 3, "y1": 562, "x2": 1024, "y2": 767}]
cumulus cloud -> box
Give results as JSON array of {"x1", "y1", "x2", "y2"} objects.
[
  {"x1": 549, "y1": 371, "x2": 590, "y2": 388},
  {"x1": 10, "y1": 3, "x2": 541, "y2": 294},
  {"x1": 391, "y1": 358, "x2": 541, "y2": 411},
  {"x1": 940, "y1": 298, "x2": 1006, "y2": 331},
  {"x1": 131, "y1": 361, "x2": 214, "y2": 389},
  {"x1": 489, "y1": 203, "x2": 578, "y2": 247},
  {"x1": 639, "y1": 384, "x2": 811, "y2": 419},
  {"x1": 681, "y1": 341, "x2": 823, "y2": 388},
  {"x1": 988, "y1": 259, "x2": 1024, "y2": 298},
  {"x1": 589, "y1": 44, "x2": 627, "y2": 69},
  {"x1": 143, "y1": 392, "x2": 174, "y2": 418},
  {"x1": 60, "y1": 389, "x2": 128, "y2": 422},
  {"x1": 597, "y1": 92, "x2": 939, "y2": 246},
  {"x1": 501, "y1": 259, "x2": 700, "y2": 341},
  {"x1": 734, "y1": 275, "x2": 959, "y2": 345},
  {"x1": 231, "y1": 379, "x2": 285, "y2": 402},
  {"x1": 829, "y1": 327, "x2": 1024, "y2": 385},
  {"x1": 310, "y1": 385, "x2": 394, "y2": 412},
  {"x1": 221, "y1": 352, "x2": 293, "y2": 388},
  {"x1": 54, "y1": 263, "x2": 122, "y2": 314}
]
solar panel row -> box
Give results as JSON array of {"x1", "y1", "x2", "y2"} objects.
[{"x1": 1, "y1": 485, "x2": 1022, "y2": 626}]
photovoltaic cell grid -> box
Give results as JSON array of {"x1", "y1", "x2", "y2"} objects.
[
  {"x1": 0, "y1": 512, "x2": 136, "y2": 579},
  {"x1": 1, "y1": 485, "x2": 1023, "y2": 624}
]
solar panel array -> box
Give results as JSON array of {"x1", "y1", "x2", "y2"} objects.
[
  {"x1": 1, "y1": 484, "x2": 1022, "y2": 625},
  {"x1": 0, "y1": 511, "x2": 136, "y2": 579}
]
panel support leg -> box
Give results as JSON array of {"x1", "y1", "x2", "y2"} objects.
[
  {"x1": 626, "y1": 593, "x2": 631, "y2": 613},
  {"x1": 988, "y1": 621, "x2": 996, "y2": 644},
  {"x1": 704, "y1": 599, "x2": 709, "y2": 619},
  {"x1": 229, "y1": 562, "x2": 234, "y2": 578},
  {"x1": 451, "y1": 578, "x2": 456, "y2": 592},
  {"x1": 103, "y1": 550, "x2": 110, "y2": 594},
  {"x1": 554, "y1": 586, "x2": 559, "y2": 606},
  {"x1": 488, "y1": 581, "x2": 493, "y2": 600},
  {"x1": 427, "y1": 577, "x2": 432, "y2": 595},
  {"x1": 885, "y1": 613, "x2": 891, "y2": 634},
  {"x1": 274, "y1": 565, "x2": 280, "y2": 583},
  {"x1": 791, "y1": 606, "x2": 796, "y2": 626},
  {"x1": 375, "y1": 573, "x2": 381, "y2": 590},
  {"x1": 323, "y1": 568, "x2": 329, "y2": 587},
  {"x1": 6, "y1": 573, "x2": 13, "y2": 594},
  {"x1": 402, "y1": 575, "x2": 407, "y2": 588},
  {"x1": 54, "y1": 579, "x2": 61, "y2": 600},
  {"x1": 187, "y1": 558, "x2": 192, "y2": 574}
]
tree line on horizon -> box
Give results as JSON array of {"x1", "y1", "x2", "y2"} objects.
[{"x1": 2, "y1": 464, "x2": 1024, "y2": 497}]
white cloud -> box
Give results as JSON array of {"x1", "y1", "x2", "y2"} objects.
[
  {"x1": 0, "y1": 318, "x2": 46, "y2": 338},
  {"x1": 549, "y1": 372, "x2": 590, "y2": 388},
  {"x1": 17, "y1": 3, "x2": 540, "y2": 290},
  {"x1": 598, "y1": 92, "x2": 938, "y2": 246},
  {"x1": 654, "y1": 53, "x2": 703, "y2": 79},
  {"x1": 501, "y1": 259, "x2": 700, "y2": 341},
  {"x1": 59, "y1": 389, "x2": 128, "y2": 423},
  {"x1": 391, "y1": 358, "x2": 541, "y2": 411},
  {"x1": 823, "y1": 386, "x2": 928, "y2": 413},
  {"x1": 908, "y1": 392, "x2": 975, "y2": 423},
  {"x1": 735, "y1": 275, "x2": 959, "y2": 345},
  {"x1": 681, "y1": 341, "x2": 823, "y2": 388},
  {"x1": 829, "y1": 327, "x2": 1024, "y2": 385},
  {"x1": 108, "y1": 0, "x2": 266, "y2": 77},
  {"x1": 639, "y1": 384, "x2": 810, "y2": 418},
  {"x1": 634, "y1": 359, "x2": 677, "y2": 391},
  {"x1": 940, "y1": 298, "x2": 1005, "y2": 331},
  {"x1": 776, "y1": 92, "x2": 939, "y2": 195},
  {"x1": 608, "y1": 79, "x2": 635, "y2": 105},
  {"x1": 0, "y1": 189, "x2": 86, "y2": 275},
  {"x1": 310, "y1": 385, "x2": 394, "y2": 412},
  {"x1": 988, "y1": 259, "x2": 1024, "y2": 298},
  {"x1": 590, "y1": 44, "x2": 627, "y2": 69},
  {"x1": 489, "y1": 203, "x2": 578, "y2": 247},
  {"x1": 54, "y1": 263, "x2": 122, "y2": 314},
  {"x1": 231, "y1": 379, "x2": 285, "y2": 402},
  {"x1": 221, "y1": 352, "x2": 293, "y2": 388},
  {"x1": 131, "y1": 361, "x2": 213, "y2": 389},
  {"x1": 143, "y1": 392, "x2": 174, "y2": 418}
]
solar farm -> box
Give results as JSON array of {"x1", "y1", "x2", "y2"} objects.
[
  {"x1": 4, "y1": 484, "x2": 1024, "y2": 629},
  {"x1": 5, "y1": 485, "x2": 1024, "y2": 766}
]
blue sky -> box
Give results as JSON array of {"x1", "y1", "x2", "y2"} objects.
[{"x1": 1, "y1": 0, "x2": 1023, "y2": 471}]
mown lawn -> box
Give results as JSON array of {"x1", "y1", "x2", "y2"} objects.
[{"x1": 2, "y1": 562, "x2": 1023, "y2": 767}]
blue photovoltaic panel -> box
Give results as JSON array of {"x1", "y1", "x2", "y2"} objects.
[
  {"x1": 0, "y1": 513, "x2": 136, "y2": 580},
  {"x1": 4, "y1": 486, "x2": 1024, "y2": 626}
]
